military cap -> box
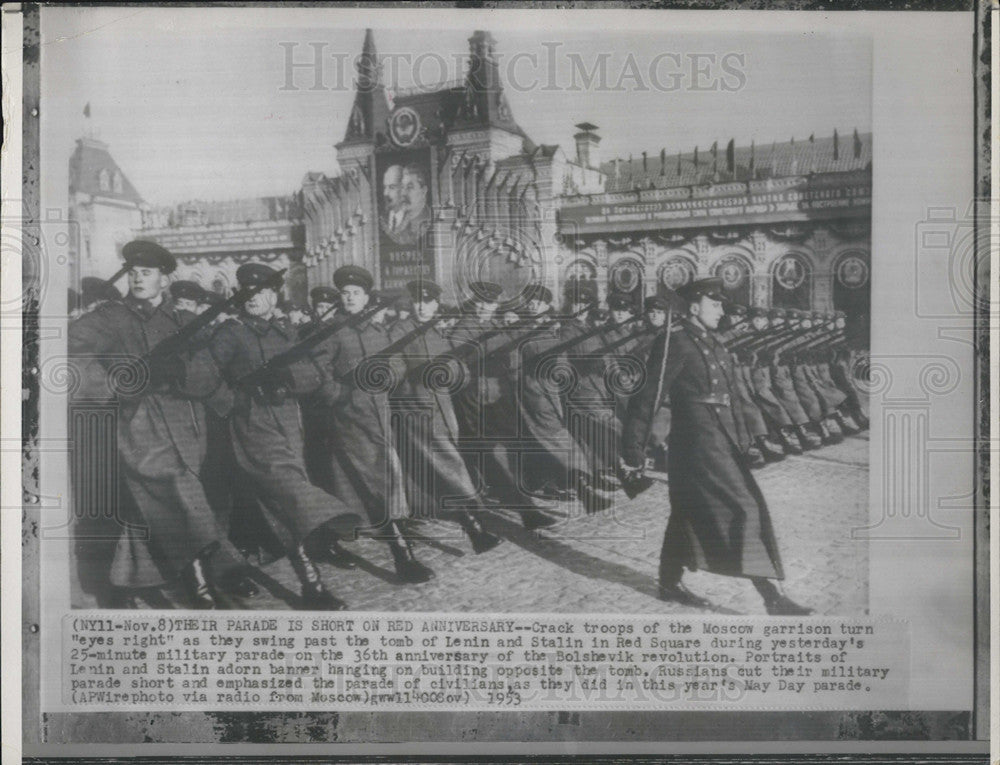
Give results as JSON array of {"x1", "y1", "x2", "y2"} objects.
[
  {"x1": 169, "y1": 280, "x2": 206, "y2": 303},
  {"x1": 563, "y1": 278, "x2": 599, "y2": 304},
  {"x1": 748, "y1": 306, "x2": 768, "y2": 318},
  {"x1": 407, "y1": 279, "x2": 442, "y2": 302},
  {"x1": 725, "y1": 301, "x2": 748, "y2": 316},
  {"x1": 333, "y1": 265, "x2": 374, "y2": 292},
  {"x1": 199, "y1": 290, "x2": 225, "y2": 307},
  {"x1": 676, "y1": 276, "x2": 725, "y2": 303},
  {"x1": 607, "y1": 293, "x2": 635, "y2": 312},
  {"x1": 122, "y1": 240, "x2": 176, "y2": 274},
  {"x1": 468, "y1": 281, "x2": 503, "y2": 303},
  {"x1": 645, "y1": 294, "x2": 671, "y2": 312},
  {"x1": 236, "y1": 262, "x2": 284, "y2": 289},
  {"x1": 310, "y1": 286, "x2": 339, "y2": 306},
  {"x1": 768, "y1": 307, "x2": 787, "y2": 319},
  {"x1": 525, "y1": 284, "x2": 553, "y2": 305},
  {"x1": 80, "y1": 276, "x2": 122, "y2": 306}
]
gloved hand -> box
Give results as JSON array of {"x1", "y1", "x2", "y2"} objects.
[
  {"x1": 617, "y1": 457, "x2": 653, "y2": 500},
  {"x1": 252, "y1": 366, "x2": 293, "y2": 406}
]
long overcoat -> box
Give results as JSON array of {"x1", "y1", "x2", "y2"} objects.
[
  {"x1": 510, "y1": 312, "x2": 591, "y2": 485},
  {"x1": 314, "y1": 314, "x2": 409, "y2": 529},
  {"x1": 68, "y1": 294, "x2": 229, "y2": 587},
  {"x1": 388, "y1": 315, "x2": 482, "y2": 518},
  {"x1": 209, "y1": 314, "x2": 362, "y2": 547},
  {"x1": 622, "y1": 319, "x2": 784, "y2": 580},
  {"x1": 559, "y1": 315, "x2": 618, "y2": 473}
]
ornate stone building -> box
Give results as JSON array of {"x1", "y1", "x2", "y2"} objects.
[
  {"x1": 139, "y1": 196, "x2": 306, "y2": 300},
  {"x1": 556, "y1": 132, "x2": 871, "y2": 322},
  {"x1": 69, "y1": 28, "x2": 870, "y2": 331},
  {"x1": 68, "y1": 136, "x2": 147, "y2": 294}
]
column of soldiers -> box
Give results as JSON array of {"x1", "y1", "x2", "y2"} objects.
[{"x1": 70, "y1": 240, "x2": 868, "y2": 614}]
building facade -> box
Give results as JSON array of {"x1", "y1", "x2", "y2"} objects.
[{"x1": 69, "y1": 28, "x2": 871, "y2": 333}]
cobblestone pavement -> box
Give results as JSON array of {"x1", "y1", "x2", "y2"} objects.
[{"x1": 73, "y1": 434, "x2": 869, "y2": 615}]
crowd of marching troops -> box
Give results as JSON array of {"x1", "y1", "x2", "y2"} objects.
[{"x1": 68, "y1": 240, "x2": 869, "y2": 615}]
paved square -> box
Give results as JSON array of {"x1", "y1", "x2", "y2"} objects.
[{"x1": 74, "y1": 434, "x2": 868, "y2": 615}]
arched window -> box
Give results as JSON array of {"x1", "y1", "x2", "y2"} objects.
[
  {"x1": 771, "y1": 253, "x2": 812, "y2": 310},
  {"x1": 657, "y1": 256, "x2": 694, "y2": 293},
  {"x1": 565, "y1": 259, "x2": 597, "y2": 281},
  {"x1": 98, "y1": 169, "x2": 110, "y2": 192},
  {"x1": 832, "y1": 250, "x2": 870, "y2": 341},
  {"x1": 608, "y1": 257, "x2": 644, "y2": 307},
  {"x1": 714, "y1": 255, "x2": 752, "y2": 307}
]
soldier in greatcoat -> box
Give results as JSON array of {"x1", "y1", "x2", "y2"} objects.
[
  {"x1": 387, "y1": 279, "x2": 505, "y2": 547},
  {"x1": 68, "y1": 241, "x2": 242, "y2": 608},
  {"x1": 556, "y1": 278, "x2": 617, "y2": 512},
  {"x1": 620, "y1": 277, "x2": 812, "y2": 615},
  {"x1": 313, "y1": 265, "x2": 434, "y2": 583},
  {"x1": 207, "y1": 263, "x2": 364, "y2": 609},
  {"x1": 449, "y1": 281, "x2": 559, "y2": 517},
  {"x1": 505, "y1": 284, "x2": 590, "y2": 518}
]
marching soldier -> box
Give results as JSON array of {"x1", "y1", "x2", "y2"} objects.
[
  {"x1": 69, "y1": 240, "x2": 241, "y2": 608},
  {"x1": 387, "y1": 278, "x2": 504, "y2": 548},
  {"x1": 557, "y1": 278, "x2": 617, "y2": 511},
  {"x1": 760, "y1": 310, "x2": 824, "y2": 450},
  {"x1": 732, "y1": 309, "x2": 808, "y2": 454},
  {"x1": 632, "y1": 295, "x2": 673, "y2": 471},
  {"x1": 721, "y1": 306, "x2": 785, "y2": 465},
  {"x1": 506, "y1": 284, "x2": 591, "y2": 516},
  {"x1": 619, "y1": 277, "x2": 812, "y2": 615},
  {"x1": 314, "y1": 265, "x2": 434, "y2": 583},
  {"x1": 450, "y1": 281, "x2": 560, "y2": 516},
  {"x1": 208, "y1": 263, "x2": 362, "y2": 609},
  {"x1": 168, "y1": 280, "x2": 206, "y2": 314}
]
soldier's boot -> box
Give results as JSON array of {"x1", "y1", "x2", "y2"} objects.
[
  {"x1": 180, "y1": 558, "x2": 219, "y2": 610},
  {"x1": 745, "y1": 446, "x2": 766, "y2": 469},
  {"x1": 576, "y1": 471, "x2": 615, "y2": 512},
  {"x1": 455, "y1": 511, "x2": 504, "y2": 552},
  {"x1": 291, "y1": 544, "x2": 348, "y2": 611},
  {"x1": 778, "y1": 427, "x2": 804, "y2": 455},
  {"x1": 658, "y1": 578, "x2": 711, "y2": 608},
  {"x1": 387, "y1": 522, "x2": 435, "y2": 583},
  {"x1": 308, "y1": 532, "x2": 357, "y2": 570},
  {"x1": 834, "y1": 409, "x2": 861, "y2": 435},
  {"x1": 755, "y1": 435, "x2": 786, "y2": 462},
  {"x1": 221, "y1": 570, "x2": 260, "y2": 599},
  {"x1": 519, "y1": 509, "x2": 558, "y2": 531},
  {"x1": 817, "y1": 419, "x2": 842, "y2": 445},
  {"x1": 753, "y1": 577, "x2": 813, "y2": 616},
  {"x1": 796, "y1": 424, "x2": 823, "y2": 450}
]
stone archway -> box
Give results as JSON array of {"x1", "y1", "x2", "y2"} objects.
[
  {"x1": 608, "y1": 256, "x2": 644, "y2": 310},
  {"x1": 771, "y1": 252, "x2": 813, "y2": 310},
  {"x1": 713, "y1": 253, "x2": 753, "y2": 307}
]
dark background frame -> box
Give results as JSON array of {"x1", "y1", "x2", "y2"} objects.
[{"x1": 15, "y1": 0, "x2": 990, "y2": 758}]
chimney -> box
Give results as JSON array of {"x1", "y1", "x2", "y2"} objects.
[{"x1": 573, "y1": 122, "x2": 601, "y2": 169}]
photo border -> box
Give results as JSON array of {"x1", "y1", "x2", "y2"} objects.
[{"x1": 10, "y1": 0, "x2": 991, "y2": 758}]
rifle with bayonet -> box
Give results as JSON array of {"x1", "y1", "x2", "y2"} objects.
[
  {"x1": 236, "y1": 296, "x2": 390, "y2": 394},
  {"x1": 338, "y1": 314, "x2": 446, "y2": 387},
  {"x1": 136, "y1": 268, "x2": 288, "y2": 394}
]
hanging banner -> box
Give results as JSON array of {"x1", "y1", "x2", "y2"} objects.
[{"x1": 376, "y1": 147, "x2": 435, "y2": 291}]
